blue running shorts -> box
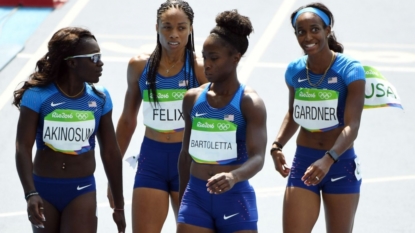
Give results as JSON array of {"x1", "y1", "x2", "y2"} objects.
[
  {"x1": 287, "y1": 145, "x2": 362, "y2": 194},
  {"x1": 133, "y1": 137, "x2": 182, "y2": 192},
  {"x1": 33, "y1": 174, "x2": 96, "y2": 212},
  {"x1": 178, "y1": 175, "x2": 258, "y2": 233}
]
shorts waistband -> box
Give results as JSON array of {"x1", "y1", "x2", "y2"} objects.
[
  {"x1": 295, "y1": 145, "x2": 356, "y2": 160},
  {"x1": 33, "y1": 174, "x2": 95, "y2": 184},
  {"x1": 142, "y1": 136, "x2": 182, "y2": 151}
]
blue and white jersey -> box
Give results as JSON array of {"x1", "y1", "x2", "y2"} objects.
[
  {"x1": 139, "y1": 50, "x2": 199, "y2": 133},
  {"x1": 285, "y1": 53, "x2": 365, "y2": 131},
  {"x1": 189, "y1": 84, "x2": 248, "y2": 165},
  {"x1": 21, "y1": 83, "x2": 112, "y2": 155}
]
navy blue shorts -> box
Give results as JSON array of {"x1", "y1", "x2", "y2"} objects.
[
  {"x1": 33, "y1": 174, "x2": 96, "y2": 212},
  {"x1": 287, "y1": 145, "x2": 362, "y2": 194},
  {"x1": 133, "y1": 137, "x2": 182, "y2": 192},
  {"x1": 178, "y1": 175, "x2": 258, "y2": 233}
]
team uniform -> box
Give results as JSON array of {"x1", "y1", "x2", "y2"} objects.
[
  {"x1": 178, "y1": 83, "x2": 258, "y2": 233},
  {"x1": 133, "y1": 50, "x2": 199, "y2": 192},
  {"x1": 21, "y1": 83, "x2": 112, "y2": 212},
  {"x1": 285, "y1": 53, "x2": 365, "y2": 194}
]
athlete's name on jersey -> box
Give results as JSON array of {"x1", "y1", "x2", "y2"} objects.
[
  {"x1": 44, "y1": 127, "x2": 94, "y2": 142},
  {"x1": 153, "y1": 109, "x2": 183, "y2": 121},
  {"x1": 197, "y1": 121, "x2": 214, "y2": 129},
  {"x1": 299, "y1": 92, "x2": 316, "y2": 98},
  {"x1": 52, "y1": 112, "x2": 73, "y2": 119},
  {"x1": 294, "y1": 105, "x2": 337, "y2": 121},
  {"x1": 149, "y1": 93, "x2": 169, "y2": 99},
  {"x1": 190, "y1": 140, "x2": 232, "y2": 150}
]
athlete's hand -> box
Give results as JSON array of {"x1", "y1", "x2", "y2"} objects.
[
  {"x1": 107, "y1": 184, "x2": 114, "y2": 208},
  {"x1": 207, "y1": 172, "x2": 236, "y2": 194},
  {"x1": 27, "y1": 195, "x2": 45, "y2": 229},
  {"x1": 271, "y1": 150, "x2": 290, "y2": 178},
  {"x1": 112, "y1": 209, "x2": 126, "y2": 233},
  {"x1": 302, "y1": 154, "x2": 334, "y2": 186}
]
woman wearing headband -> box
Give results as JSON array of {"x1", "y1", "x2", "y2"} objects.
[
  {"x1": 115, "y1": 0, "x2": 206, "y2": 232},
  {"x1": 270, "y1": 3, "x2": 365, "y2": 233},
  {"x1": 13, "y1": 27, "x2": 125, "y2": 233}
]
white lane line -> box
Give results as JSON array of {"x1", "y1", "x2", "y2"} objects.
[
  {"x1": 14, "y1": 54, "x2": 415, "y2": 73},
  {"x1": 95, "y1": 34, "x2": 206, "y2": 42},
  {"x1": 344, "y1": 42, "x2": 415, "y2": 49},
  {"x1": 238, "y1": 0, "x2": 297, "y2": 83},
  {"x1": 0, "y1": 0, "x2": 90, "y2": 112},
  {"x1": 2, "y1": 174, "x2": 414, "y2": 218}
]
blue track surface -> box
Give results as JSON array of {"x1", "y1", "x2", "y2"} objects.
[{"x1": 0, "y1": 7, "x2": 51, "y2": 70}]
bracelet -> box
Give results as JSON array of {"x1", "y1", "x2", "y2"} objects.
[
  {"x1": 113, "y1": 208, "x2": 124, "y2": 211},
  {"x1": 270, "y1": 147, "x2": 282, "y2": 155},
  {"x1": 272, "y1": 141, "x2": 284, "y2": 149},
  {"x1": 25, "y1": 191, "x2": 39, "y2": 201}
]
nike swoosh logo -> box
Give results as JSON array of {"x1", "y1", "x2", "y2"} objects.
[
  {"x1": 51, "y1": 102, "x2": 65, "y2": 107},
  {"x1": 77, "y1": 184, "x2": 92, "y2": 190},
  {"x1": 298, "y1": 78, "x2": 308, "y2": 83},
  {"x1": 223, "y1": 213, "x2": 239, "y2": 220},
  {"x1": 331, "y1": 176, "x2": 346, "y2": 182},
  {"x1": 195, "y1": 112, "x2": 207, "y2": 117}
]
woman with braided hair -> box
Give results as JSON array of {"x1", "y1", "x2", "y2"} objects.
[
  {"x1": 270, "y1": 2, "x2": 365, "y2": 233},
  {"x1": 115, "y1": 0, "x2": 206, "y2": 232},
  {"x1": 177, "y1": 9, "x2": 267, "y2": 233},
  {"x1": 14, "y1": 27, "x2": 125, "y2": 233}
]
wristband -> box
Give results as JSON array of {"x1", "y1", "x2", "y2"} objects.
[
  {"x1": 113, "y1": 208, "x2": 124, "y2": 211},
  {"x1": 25, "y1": 191, "x2": 39, "y2": 201},
  {"x1": 326, "y1": 150, "x2": 339, "y2": 163},
  {"x1": 270, "y1": 147, "x2": 282, "y2": 155},
  {"x1": 272, "y1": 141, "x2": 283, "y2": 149}
]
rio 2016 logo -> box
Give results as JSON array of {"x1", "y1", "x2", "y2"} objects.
[
  {"x1": 172, "y1": 92, "x2": 185, "y2": 99},
  {"x1": 318, "y1": 92, "x2": 332, "y2": 100},
  {"x1": 217, "y1": 123, "x2": 230, "y2": 131},
  {"x1": 76, "y1": 113, "x2": 89, "y2": 120}
]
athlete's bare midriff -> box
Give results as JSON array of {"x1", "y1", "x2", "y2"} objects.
[
  {"x1": 144, "y1": 127, "x2": 184, "y2": 143},
  {"x1": 33, "y1": 148, "x2": 95, "y2": 178},
  {"x1": 296, "y1": 126, "x2": 354, "y2": 151},
  {"x1": 190, "y1": 162, "x2": 242, "y2": 181}
]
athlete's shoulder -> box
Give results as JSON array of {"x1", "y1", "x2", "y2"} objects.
[
  {"x1": 333, "y1": 53, "x2": 364, "y2": 73},
  {"x1": 287, "y1": 56, "x2": 307, "y2": 70},
  {"x1": 128, "y1": 53, "x2": 150, "y2": 72},
  {"x1": 23, "y1": 83, "x2": 56, "y2": 97}
]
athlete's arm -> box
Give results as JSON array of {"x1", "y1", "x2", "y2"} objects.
[
  {"x1": 193, "y1": 52, "x2": 208, "y2": 85},
  {"x1": 15, "y1": 107, "x2": 45, "y2": 227},
  {"x1": 96, "y1": 109, "x2": 126, "y2": 232},
  {"x1": 328, "y1": 80, "x2": 365, "y2": 155},
  {"x1": 206, "y1": 89, "x2": 267, "y2": 194},
  {"x1": 271, "y1": 85, "x2": 300, "y2": 177},
  {"x1": 178, "y1": 88, "x2": 199, "y2": 203},
  {"x1": 301, "y1": 80, "x2": 365, "y2": 186},
  {"x1": 115, "y1": 55, "x2": 147, "y2": 157}
]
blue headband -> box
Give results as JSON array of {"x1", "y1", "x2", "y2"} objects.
[{"x1": 292, "y1": 7, "x2": 330, "y2": 27}]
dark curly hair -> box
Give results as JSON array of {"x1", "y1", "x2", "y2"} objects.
[
  {"x1": 13, "y1": 27, "x2": 103, "y2": 108},
  {"x1": 147, "y1": 0, "x2": 196, "y2": 105},
  {"x1": 291, "y1": 2, "x2": 344, "y2": 53},
  {"x1": 210, "y1": 9, "x2": 254, "y2": 56}
]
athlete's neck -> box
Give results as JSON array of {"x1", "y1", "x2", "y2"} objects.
[{"x1": 307, "y1": 49, "x2": 334, "y2": 74}]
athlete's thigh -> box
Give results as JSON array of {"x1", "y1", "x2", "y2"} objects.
[
  {"x1": 170, "y1": 191, "x2": 179, "y2": 220},
  {"x1": 322, "y1": 193, "x2": 360, "y2": 233},
  {"x1": 132, "y1": 187, "x2": 170, "y2": 233},
  {"x1": 176, "y1": 223, "x2": 215, "y2": 233},
  {"x1": 32, "y1": 199, "x2": 60, "y2": 233},
  {"x1": 283, "y1": 187, "x2": 321, "y2": 233},
  {"x1": 234, "y1": 230, "x2": 257, "y2": 233},
  {"x1": 60, "y1": 191, "x2": 97, "y2": 233}
]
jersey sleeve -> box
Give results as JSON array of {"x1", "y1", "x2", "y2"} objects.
[
  {"x1": 20, "y1": 88, "x2": 43, "y2": 113},
  {"x1": 284, "y1": 62, "x2": 295, "y2": 87},
  {"x1": 344, "y1": 61, "x2": 366, "y2": 86},
  {"x1": 98, "y1": 86, "x2": 113, "y2": 115}
]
